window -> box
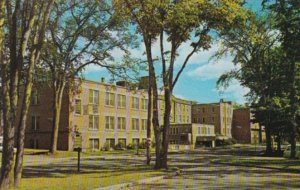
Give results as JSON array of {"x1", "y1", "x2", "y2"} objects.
[
  {"x1": 131, "y1": 118, "x2": 139, "y2": 130},
  {"x1": 105, "y1": 116, "x2": 115, "y2": 129},
  {"x1": 212, "y1": 117, "x2": 215, "y2": 122},
  {"x1": 131, "y1": 97, "x2": 139, "y2": 109},
  {"x1": 105, "y1": 92, "x2": 115, "y2": 106},
  {"x1": 118, "y1": 138, "x2": 126, "y2": 148},
  {"x1": 117, "y1": 117, "x2": 126, "y2": 130},
  {"x1": 75, "y1": 99, "x2": 81, "y2": 114},
  {"x1": 141, "y1": 119, "x2": 147, "y2": 130},
  {"x1": 89, "y1": 115, "x2": 99, "y2": 130},
  {"x1": 32, "y1": 89, "x2": 39, "y2": 105},
  {"x1": 202, "y1": 108, "x2": 205, "y2": 113},
  {"x1": 132, "y1": 138, "x2": 140, "y2": 146},
  {"x1": 89, "y1": 138, "x2": 99, "y2": 151},
  {"x1": 198, "y1": 127, "x2": 201, "y2": 134},
  {"x1": 212, "y1": 107, "x2": 215, "y2": 112},
  {"x1": 31, "y1": 115, "x2": 40, "y2": 130},
  {"x1": 105, "y1": 138, "x2": 115, "y2": 149},
  {"x1": 141, "y1": 99, "x2": 148, "y2": 110},
  {"x1": 89, "y1": 89, "x2": 99, "y2": 104},
  {"x1": 207, "y1": 128, "x2": 211, "y2": 135},
  {"x1": 202, "y1": 117, "x2": 206, "y2": 123},
  {"x1": 117, "y1": 94, "x2": 126, "y2": 108}
]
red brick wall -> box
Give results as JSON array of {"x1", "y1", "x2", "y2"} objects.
[
  {"x1": 23, "y1": 84, "x2": 70, "y2": 150},
  {"x1": 232, "y1": 108, "x2": 251, "y2": 143}
]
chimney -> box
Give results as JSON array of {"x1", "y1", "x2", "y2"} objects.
[{"x1": 100, "y1": 77, "x2": 105, "y2": 83}]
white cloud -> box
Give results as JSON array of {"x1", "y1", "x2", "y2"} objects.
[
  {"x1": 215, "y1": 79, "x2": 250, "y2": 104},
  {"x1": 187, "y1": 57, "x2": 239, "y2": 81},
  {"x1": 83, "y1": 64, "x2": 105, "y2": 74}
]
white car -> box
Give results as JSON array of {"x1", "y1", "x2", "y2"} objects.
[{"x1": 283, "y1": 144, "x2": 300, "y2": 158}]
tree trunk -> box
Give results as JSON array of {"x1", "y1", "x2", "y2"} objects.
[
  {"x1": 144, "y1": 38, "x2": 160, "y2": 169},
  {"x1": 265, "y1": 124, "x2": 272, "y2": 156},
  {"x1": 13, "y1": 47, "x2": 37, "y2": 187},
  {"x1": 276, "y1": 134, "x2": 281, "y2": 155},
  {"x1": 159, "y1": 87, "x2": 172, "y2": 169},
  {"x1": 146, "y1": 80, "x2": 152, "y2": 165},
  {"x1": 50, "y1": 82, "x2": 65, "y2": 154}
]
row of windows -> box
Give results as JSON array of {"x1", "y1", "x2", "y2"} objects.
[
  {"x1": 85, "y1": 90, "x2": 148, "y2": 109},
  {"x1": 88, "y1": 115, "x2": 148, "y2": 131},
  {"x1": 196, "y1": 107, "x2": 216, "y2": 113},
  {"x1": 197, "y1": 127, "x2": 212, "y2": 135},
  {"x1": 89, "y1": 138, "x2": 147, "y2": 150},
  {"x1": 193, "y1": 117, "x2": 215, "y2": 123},
  {"x1": 176, "y1": 115, "x2": 190, "y2": 123}
]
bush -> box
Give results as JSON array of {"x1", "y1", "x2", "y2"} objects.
[
  {"x1": 101, "y1": 142, "x2": 110, "y2": 151},
  {"x1": 115, "y1": 142, "x2": 126, "y2": 150},
  {"x1": 139, "y1": 142, "x2": 147, "y2": 149},
  {"x1": 126, "y1": 143, "x2": 134, "y2": 149}
]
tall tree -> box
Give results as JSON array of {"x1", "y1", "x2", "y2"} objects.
[
  {"x1": 262, "y1": 0, "x2": 300, "y2": 158},
  {"x1": 116, "y1": 0, "x2": 247, "y2": 169},
  {"x1": 0, "y1": 0, "x2": 55, "y2": 188},
  {"x1": 41, "y1": 0, "x2": 136, "y2": 153},
  {"x1": 216, "y1": 14, "x2": 294, "y2": 156}
]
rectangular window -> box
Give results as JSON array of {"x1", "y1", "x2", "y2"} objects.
[
  {"x1": 89, "y1": 138, "x2": 99, "y2": 151},
  {"x1": 141, "y1": 99, "x2": 148, "y2": 110},
  {"x1": 118, "y1": 138, "x2": 126, "y2": 148},
  {"x1": 132, "y1": 138, "x2": 140, "y2": 146},
  {"x1": 117, "y1": 94, "x2": 126, "y2": 108},
  {"x1": 131, "y1": 118, "x2": 139, "y2": 130},
  {"x1": 32, "y1": 89, "x2": 39, "y2": 105},
  {"x1": 198, "y1": 127, "x2": 201, "y2": 134},
  {"x1": 89, "y1": 115, "x2": 99, "y2": 130},
  {"x1": 202, "y1": 117, "x2": 206, "y2": 123},
  {"x1": 202, "y1": 108, "x2": 205, "y2": 113},
  {"x1": 131, "y1": 97, "x2": 139, "y2": 109},
  {"x1": 207, "y1": 128, "x2": 211, "y2": 135},
  {"x1": 212, "y1": 107, "x2": 215, "y2": 112},
  {"x1": 105, "y1": 138, "x2": 115, "y2": 149},
  {"x1": 31, "y1": 116, "x2": 40, "y2": 130},
  {"x1": 105, "y1": 92, "x2": 115, "y2": 106},
  {"x1": 75, "y1": 99, "x2": 81, "y2": 114},
  {"x1": 89, "y1": 89, "x2": 99, "y2": 104},
  {"x1": 141, "y1": 119, "x2": 147, "y2": 130},
  {"x1": 105, "y1": 116, "x2": 115, "y2": 129},
  {"x1": 117, "y1": 117, "x2": 126, "y2": 130}
]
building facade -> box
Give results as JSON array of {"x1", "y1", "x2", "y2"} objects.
[
  {"x1": 192, "y1": 99, "x2": 233, "y2": 142},
  {"x1": 232, "y1": 108, "x2": 266, "y2": 144},
  {"x1": 25, "y1": 79, "x2": 150, "y2": 151},
  {"x1": 168, "y1": 123, "x2": 215, "y2": 150}
]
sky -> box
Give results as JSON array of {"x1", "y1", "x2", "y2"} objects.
[{"x1": 83, "y1": 0, "x2": 263, "y2": 105}]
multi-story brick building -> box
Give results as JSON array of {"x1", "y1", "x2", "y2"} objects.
[
  {"x1": 192, "y1": 99, "x2": 233, "y2": 142},
  {"x1": 232, "y1": 108, "x2": 266, "y2": 144},
  {"x1": 25, "y1": 79, "x2": 150, "y2": 151},
  {"x1": 24, "y1": 78, "x2": 199, "y2": 152}
]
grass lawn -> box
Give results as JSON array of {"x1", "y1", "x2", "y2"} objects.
[
  {"x1": 11, "y1": 149, "x2": 165, "y2": 190},
  {"x1": 17, "y1": 168, "x2": 164, "y2": 190},
  {"x1": 214, "y1": 155, "x2": 300, "y2": 171}
]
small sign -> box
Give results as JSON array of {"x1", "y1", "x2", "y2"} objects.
[{"x1": 74, "y1": 132, "x2": 82, "y2": 148}]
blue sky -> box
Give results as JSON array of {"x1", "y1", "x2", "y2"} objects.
[{"x1": 83, "y1": 1, "x2": 262, "y2": 104}]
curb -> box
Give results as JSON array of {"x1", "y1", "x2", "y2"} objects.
[{"x1": 94, "y1": 175, "x2": 166, "y2": 190}]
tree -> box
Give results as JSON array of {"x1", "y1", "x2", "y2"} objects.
[
  {"x1": 116, "y1": 0, "x2": 247, "y2": 169},
  {"x1": 262, "y1": 0, "x2": 300, "y2": 158},
  {"x1": 40, "y1": 0, "x2": 133, "y2": 154},
  {"x1": 216, "y1": 14, "x2": 294, "y2": 156},
  {"x1": 0, "y1": 0, "x2": 55, "y2": 188}
]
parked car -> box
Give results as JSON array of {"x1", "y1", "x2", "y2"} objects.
[
  {"x1": 0, "y1": 136, "x2": 17, "y2": 153},
  {"x1": 283, "y1": 144, "x2": 300, "y2": 158}
]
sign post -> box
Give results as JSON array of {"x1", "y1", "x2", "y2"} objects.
[{"x1": 74, "y1": 132, "x2": 82, "y2": 172}]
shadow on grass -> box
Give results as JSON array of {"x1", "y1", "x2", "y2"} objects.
[{"x1": 22, "y1": 157, "x2": 161, "y2": 179}]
